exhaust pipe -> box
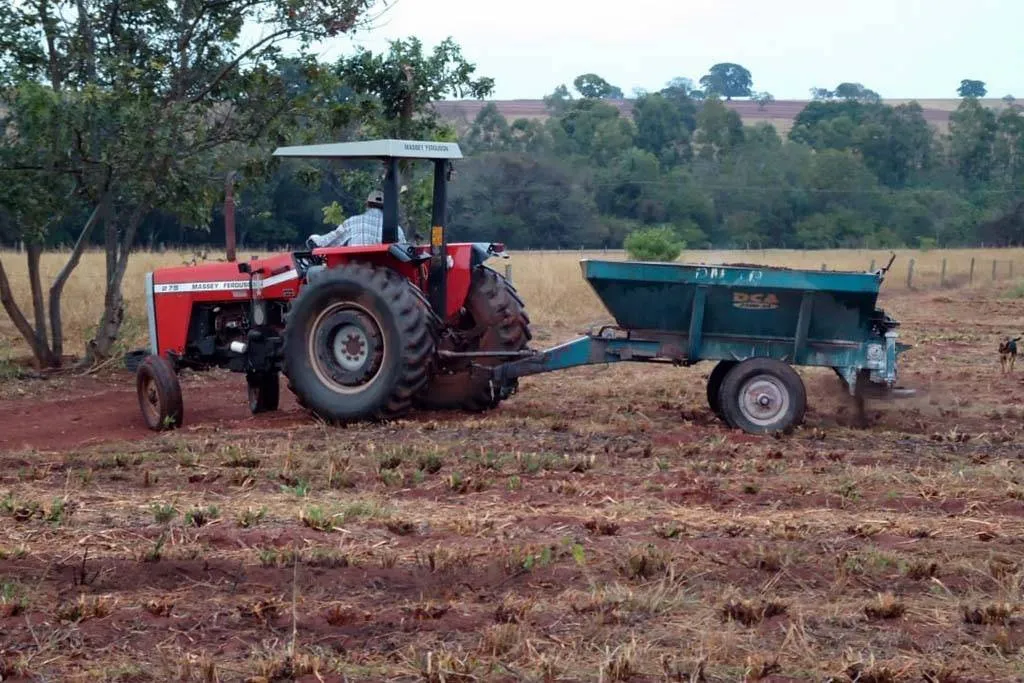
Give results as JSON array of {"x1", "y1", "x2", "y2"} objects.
[{"x1": 224, "y1": 171, "x2": 237, "y2": 262}]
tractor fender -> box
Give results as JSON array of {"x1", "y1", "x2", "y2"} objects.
[{"x1": 470, "y1": 243, "x2": 503, "y2": 268}]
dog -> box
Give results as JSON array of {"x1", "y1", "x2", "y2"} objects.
[{"x1": 999, "y1": 336, "x2": 1021, "y2": 373}]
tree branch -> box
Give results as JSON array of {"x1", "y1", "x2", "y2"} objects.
[
  {"x1": 187, "y1": 27, "x2": 295, "y2": 104},
  {"x1": 0, "y1": 255, "x2": 58, "y2": 368},
  {"x1": 26, "y1": 243, "x2": 49, "y2": 353},
  {"x1": 49, "y1": 197, "x2": 105, "y2": 359}
]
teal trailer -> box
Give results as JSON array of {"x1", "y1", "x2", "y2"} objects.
[{"x1": 489, "y1": 258, "x2": 913, "y2": 434}]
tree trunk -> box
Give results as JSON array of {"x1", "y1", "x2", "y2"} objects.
[
  {"x1": 0, "y1": 255, "x2": 59, "y2": 368},
  {"x1": 26, "y1": 244, "x2": 50, "y2": 354},
  {"x1": 87, "y1": 203, "x2": 148, "y2": 362},
  {"x1": 50, "y1": 202, "x2": 103, "y2": 360}
]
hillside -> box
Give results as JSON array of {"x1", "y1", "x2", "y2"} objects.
[{"x1": 432, "y1": 97, "x2": 1011, "y2": 136}]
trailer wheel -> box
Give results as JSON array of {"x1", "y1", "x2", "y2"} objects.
[
  {"x1": 136, "y1": 355, "x2": 184, "y2": 431},
  {"x1": 282, "y1": 263, "x2": 434, "y2": 422},
  {"x1": 416, "y1": 266, "x2": 532, "y2": 412},
  {"x1": 706, "y1": 360, "x2": 737, "y2": 420},
  {"x1": 718, "y1": 358, "x2": 806, "y2": 435},
  {"x1": 248, "y1": 371, "x2": 280, "y2": 414}
]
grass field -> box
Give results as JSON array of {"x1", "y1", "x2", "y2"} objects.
[
  {"x1": 3, "y1": 248, "x2": 1024, "y2": 680},
  {"x1": 3, "y1": 247, "x2": 1024, "y2": 363}
]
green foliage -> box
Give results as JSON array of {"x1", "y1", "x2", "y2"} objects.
[
  {"x1": 1004, "y1": 280, "x2": 1024, "y2": 299},
  {"x1": 624, "y1": 226, "x2": 684, "y2": 262},
  {"x1": 699, "y1": 63, "x2": 753, "y2": 100},
  {"x1": 573, "y1": 73, "x2": 624, "y2": 99},
  {"x1": 959, "y1": 79, "x2": 987, "y2": 98},
  {"x1": 339, "y1": 36, "x2": 493, "y2": 138},
  {"x1": 835, "y1": 82, "x2": 881, "y2": 103},
  {"x1": 321, "y1": 202, "x2": 345, "y2": 226}
]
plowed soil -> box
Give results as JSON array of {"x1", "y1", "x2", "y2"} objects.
[{"x1": 2, "y1": 286, "x2": 1024, "y2": 682}]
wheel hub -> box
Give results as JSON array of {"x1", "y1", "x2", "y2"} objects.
[
  {"x1": 739, "y1": 376, "x2": 790, "y2": 427},
  {"x1": 309, "y1": 304, "x2": 385, "y2": 394},
  {"x1": 334, "y1": 324, "x2": 369, "y2": 370}
]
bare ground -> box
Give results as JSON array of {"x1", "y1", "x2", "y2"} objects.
[{"x1": 2, "y1": 287, "x2": 1024, "y2": 682}]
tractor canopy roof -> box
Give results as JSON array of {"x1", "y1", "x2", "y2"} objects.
[{"x1": 272, "y1": 139, "x2": 463, "y2": 161}]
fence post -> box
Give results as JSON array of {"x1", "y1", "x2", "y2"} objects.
[
  {"x1": 504, "y1": 263, "x2": 513, "y2": 283},
  {"x1": 821, "y1": 263, "x2": 826, "y2": 271},
  {"x1": 906, "y1": 258, "x2": 915, "y2": 289},
  {"x1": 970, "y1": 257, "x2": 975, "y2": 284},
  {"x1": 940, "y1": 258, "x2": 947, "y2": 287},
  {"x1": 1011, "y1": 261, "x2": 1015, "y2": 279},
  {"x1": 869, "y1": 259, "x2": 875, "y2": 272},
  {"x1": 993, "y1": 259, "x2": 998, "y2": 281}
]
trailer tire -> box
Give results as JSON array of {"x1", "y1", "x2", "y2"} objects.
[
  {"x1": 282, "y1": 263, "x2": 433, "y2": 422},
  {"x1": 706, "y1": 360, "x2": 737, "y2": 420},
  {"x1": 416, "y1": 266, "x2": 532, "y2": 412},
  {"x1": 136, "y1": 355, "x2": 184, "y2": 431},
  {"x1": 718, "y1": 358, "x2": 806, "y2": 435},
  {"x1": 248, "y1": 371, "x2": 280, "y2": 414}
]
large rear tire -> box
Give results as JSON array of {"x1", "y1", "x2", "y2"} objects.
[
  {"x1": 416, "y1": 266, "x2": 532, "y2": 412},
  {"x1": 282, "y1": 263, "x2": 434, "y2": 422},
  {"x1": 136, "y1": 355, "x2": 184, "y2": 431}
]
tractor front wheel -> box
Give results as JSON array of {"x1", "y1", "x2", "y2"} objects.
[
  {"x1": 136, "y1": 354, "x2": 184, "y2": 431},
  {"x1": 416, "y1": 266, "x2": 532, "y2": 412},
  {"x1": 282, "y1": 263, "x2": 434, "y2": 422},
  {"x1": 717, "y1": 358, "x2": 806, "y2": 435}
]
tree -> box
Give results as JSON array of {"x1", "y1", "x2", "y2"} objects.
[
  {"x1": 464, "y1": 103, "x2": 512, "y2": 154},
  {"x1": 834, "y1": 82, "x2": 881, "y2": 103},
  {"x1": 753, "y1": 91, "x2": 775, "y2": 110},
  {"x1": 543, "y1": 84, "x2": 573, "y2": 114},
  {"x1": 958, "y1": 79, "x2": 987, "y2": 98},
  {"x1": 0, "y1": 83, "x2": 88, "y2": 367},
  {"x1": 949, "y1": 97, "x2": 998, "y2": 185},
  {"x1": 573, "y1": 73, "x2": 624, "y2": 99},
  {"x1": 632, "y1": 93, "x2": 694, "y2": 166},
  {"x1": 0, "y1": 0, "x2": 385, "y2": 365},
  {"x1": 699, "y1": 63, "x2": 753, "y2": 100},
  {"x1": 624, "y1": 226, "x2": 683, "y2": 261},
  {"x1": 694, "y1": 97, "x2": 745, "y2": 160},
  {"x1": 340, "y1": 36, "x2": 494, "y2": 139},
  {"x1": 447, "y1": 153, "x2": 597, "y2": 248}
]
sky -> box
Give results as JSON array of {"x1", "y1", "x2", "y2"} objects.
[{"x1": 302, "y1": 0, "x2": 1023, "y2": 101}]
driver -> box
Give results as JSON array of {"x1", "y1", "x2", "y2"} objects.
[{"x1": 306, "y1": 189, "x2": 406, "y2": 248}]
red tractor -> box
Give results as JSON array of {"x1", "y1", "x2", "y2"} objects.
[{"x1": 135, "y1": 139, "x2": 532, "y2": 430}]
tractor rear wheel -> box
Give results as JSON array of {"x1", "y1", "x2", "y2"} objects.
[
  {"x1": 282, "y1": 263, "x2": 433, "y2": 422},
  {"x1": 136, "y1": 354, "x2": 184, "y2": 431},
  {"x1": 416, "y1": 266, "x2": 532, "y2": 412}
]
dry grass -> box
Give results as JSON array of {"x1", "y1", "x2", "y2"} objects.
[
  {"x1": 3, "y1": 279, "x2": 1024, "y2": 679},
  {"x1": 2, "y1": 246, "x2": 1023, "y2": 359}
]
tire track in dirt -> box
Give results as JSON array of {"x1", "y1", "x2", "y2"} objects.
[{"x1": 0, "y1": 372, "x2": 306, "y2": 453}]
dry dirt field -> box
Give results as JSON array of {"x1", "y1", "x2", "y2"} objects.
[{"x1": 2, "y1": 249, "x2": 1024, "y2": 681}]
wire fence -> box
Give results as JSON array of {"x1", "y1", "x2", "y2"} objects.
[
  {"x1": 497, "y1": 248, "x2": 1024, "y2": 293},
  {"x1": 6, "y1": 243, "x2": 1023, "y2": 294}
]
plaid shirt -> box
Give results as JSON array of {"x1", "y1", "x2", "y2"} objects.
[{"x1": 312, "y1": 208, "x2": 406, "y2": 247}]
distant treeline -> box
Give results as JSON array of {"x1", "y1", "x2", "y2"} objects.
[{"x1": 8, "y1": 84, "x2": 1024, "y2": 252}]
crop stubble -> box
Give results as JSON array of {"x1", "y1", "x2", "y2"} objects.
[{"x1": 1, "y1": 265, "x2": 1024, "y2": 680}]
